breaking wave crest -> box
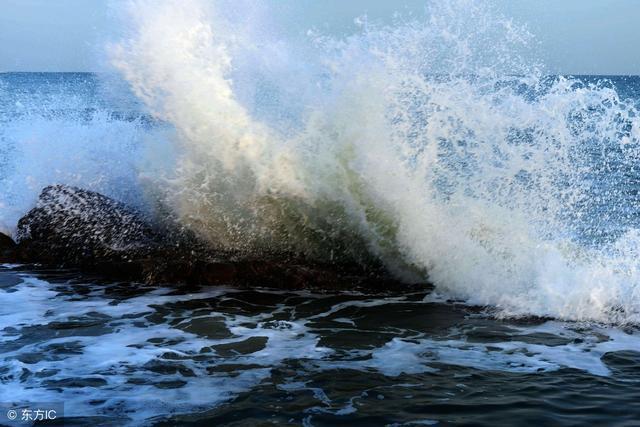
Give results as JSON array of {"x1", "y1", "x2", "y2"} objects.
[
  {"x1": 108, "y1": 0, "x2": 640, "y2": 322},
  {"x1": 3, "y1": 0, "x2": 640, "y2": 323}
]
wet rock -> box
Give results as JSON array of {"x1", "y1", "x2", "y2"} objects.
[
  {"x1": 14, "y1": 185, "x2": 413, "y2": 290},
  {"x1": 17, "y1": 185, "x2": 160, "y2": 269},
  {"x1": 15, "y1": 185, "x2": 198, "y2": 281},
  {"x1": 0, "y1": 232, "x2": 17, "y2": 262}
]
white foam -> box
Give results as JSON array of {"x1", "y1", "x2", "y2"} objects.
[
  {"x1": 0, "y1": 273, "x2": 337, "y2": 424},
  {"x1": 2, "y1": 270, "x2": 640, "y2": 423}
]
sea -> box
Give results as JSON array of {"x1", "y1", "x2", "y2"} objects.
[{"x1": 2, "y1": 1, "x2": 640, "y2": 425}]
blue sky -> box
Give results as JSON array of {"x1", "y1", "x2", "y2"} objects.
[{"x1": 0, "y1": 0, "x2": 639, "y2": 74}]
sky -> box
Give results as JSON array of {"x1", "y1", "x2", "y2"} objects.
[{"x1": 0, "y1": 0, "x2": 639, "y2": 74}]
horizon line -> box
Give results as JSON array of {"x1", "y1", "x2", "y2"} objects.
[{"x1": 3, "y1": 71, "x2": 640, "y2": 77}]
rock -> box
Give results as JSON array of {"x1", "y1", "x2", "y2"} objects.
[
  {"x1": 0, "y1": 232, "x2": 17, "y2": 263},
  {"x1": 17, "y1": 185, "x2": 160, "y2": 272},
  {"x1": 15, "y1": 185, "x2": 412, "y2": 291}
]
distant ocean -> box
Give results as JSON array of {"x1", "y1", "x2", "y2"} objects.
[{"x1": 2, "y1": 0, "x2": 640, "y2": 425}]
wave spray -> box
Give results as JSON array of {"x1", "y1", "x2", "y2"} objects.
[{"x1": 3, "y1": 0, "x2": 639, "y2": 322}]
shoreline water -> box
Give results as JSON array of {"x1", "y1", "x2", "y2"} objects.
[{"x1": 2, "y1": 263, "x2": 640, "y2": 425}]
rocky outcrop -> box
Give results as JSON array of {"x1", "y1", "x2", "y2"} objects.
[
  {"x1": 17, "y1": 185, "x2": 160, "y2": 268},
  {"x1": 0, "y1": 232, "x2": 17, "y2": 263},
  {"x1": 14, "y1": 185, "x2": 407, "y2": 291}
]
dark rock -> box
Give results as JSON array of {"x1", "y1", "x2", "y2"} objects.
[
  {"x1": 15, "y1": 185, "x2": 414, "y2": 291},
  {"x1": 17, "y1": 185, "x2": 159, "y2": 269},
  {"x1": 0, "y1": 232, "x2": 17, "y2": 263}
]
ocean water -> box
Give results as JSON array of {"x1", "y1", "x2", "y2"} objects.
[
  {"x1": 1, "y1": 266, "x2": 640, "y2": 425},
  {"x1": 3, "y1": 0, "x2": 640, "y2": 424}
]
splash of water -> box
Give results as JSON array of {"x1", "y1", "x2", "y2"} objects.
[
  {"x1": 1, "y1": 1, "x2": 640, "y2": 322},
  {"x1": 0, "y1": 73, "x2": 165, "y2": 232},
  {"x1": 106, "y1": 0, "x2": 640, "y2": 322}
]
